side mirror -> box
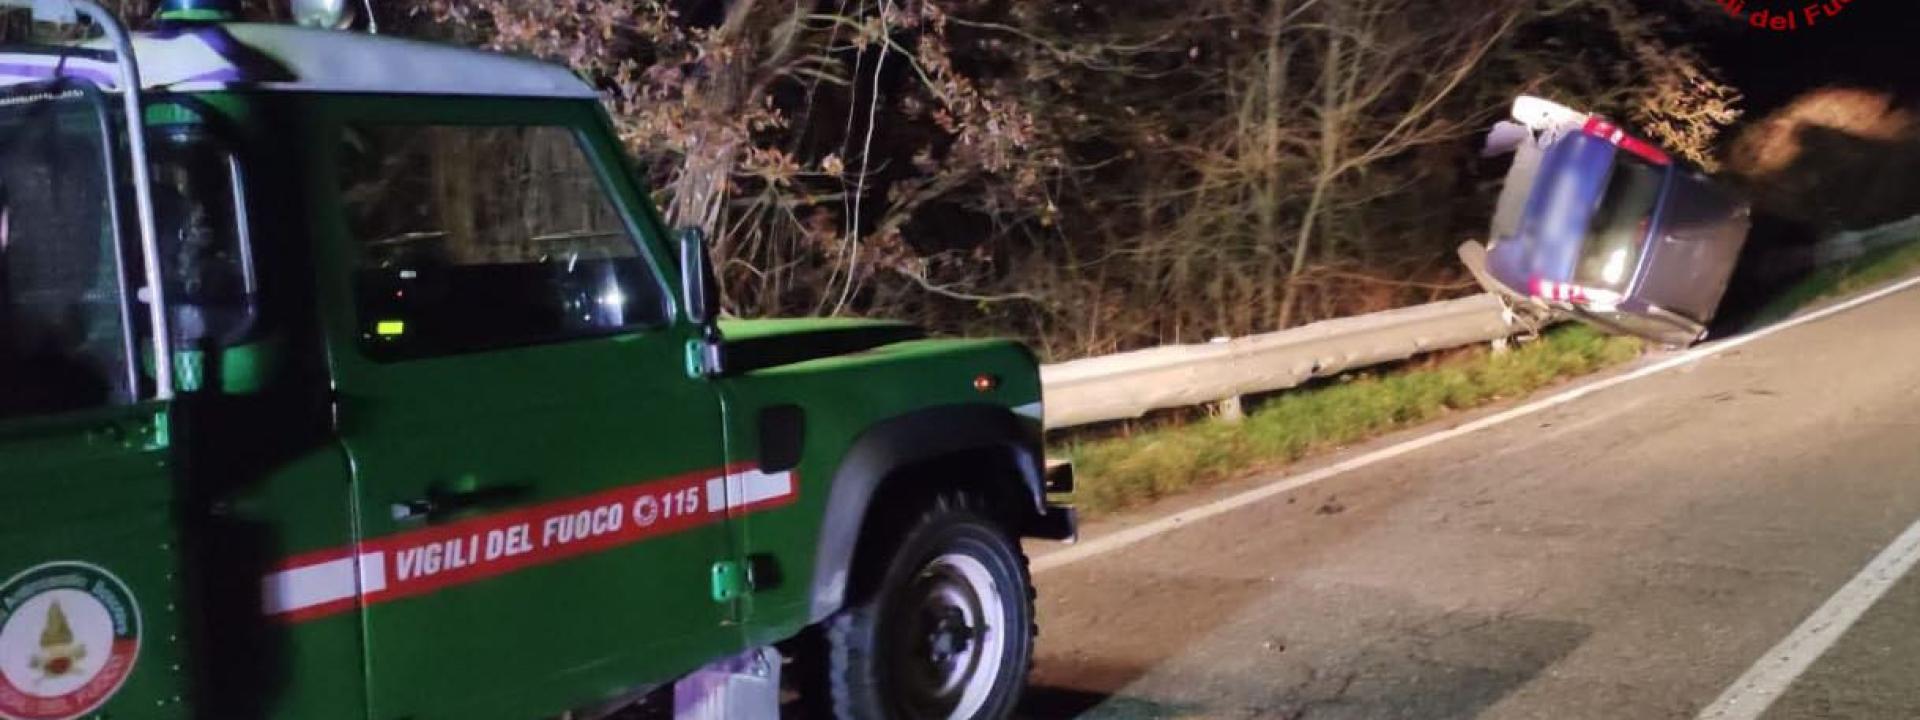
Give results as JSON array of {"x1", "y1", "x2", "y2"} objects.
[{"x1": 676, "y1": 227, "x2": 718, "y2": 328}]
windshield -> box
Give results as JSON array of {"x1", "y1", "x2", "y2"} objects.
[{"x1": 0, "y1": 84, "x2": 135, "y2": 421}]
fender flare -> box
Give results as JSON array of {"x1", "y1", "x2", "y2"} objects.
[{"x1": 806, "y1": 403, "x2": 1044, "y2": 622}]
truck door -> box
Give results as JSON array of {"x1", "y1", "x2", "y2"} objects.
[
  {"x1": 313, "y1": 100, "x2": 739, "y2": 719},
  {"x1": 0, "y1": 84, "x2": 187, "y2": 719}
]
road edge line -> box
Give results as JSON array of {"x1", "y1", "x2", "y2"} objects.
[
  {"x1": 1694, "y1": 517, "x2": 1920, "y2": 720},
  {"x1": 1034, "y1": 273, "x2": 1920, "y2": 575}
]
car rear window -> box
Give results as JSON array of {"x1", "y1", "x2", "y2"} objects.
[{"x1": 1576, "y1": 153, "x2": 1664, "y2": 291}]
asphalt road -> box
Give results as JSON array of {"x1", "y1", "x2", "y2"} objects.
[{"x1": 1021, "y1": 280, "x2": 1920, "y2": 719}]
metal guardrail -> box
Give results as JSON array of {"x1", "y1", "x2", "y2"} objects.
[
  {"x1": 1039, "y1": 293, "x2": 1541, "y2": 429},
  {"x1": 1817, "y1": 216, "x2": 1920, "y2": 265}
]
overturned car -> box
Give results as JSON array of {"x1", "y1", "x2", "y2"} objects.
[{"x1": 1462, "y1": 97, "x2": 1752, "y2": 346}]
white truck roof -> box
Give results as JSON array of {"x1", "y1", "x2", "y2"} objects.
[{"x1": 0, "y1": 22, "x2": 597, "y2": 99}]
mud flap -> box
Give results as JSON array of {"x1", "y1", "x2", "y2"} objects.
[{"x1": 673, "y1": 646, "x2": 782, "y2": 719}]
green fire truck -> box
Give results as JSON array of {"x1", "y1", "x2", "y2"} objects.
[{"x1": 0, "y1": 1, "x2": 1073, "y2": 718}]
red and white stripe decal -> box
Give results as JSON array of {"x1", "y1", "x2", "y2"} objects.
[
  {"x1": 262, "y1": 466, "x2": 797, "y2": 622},
  {"x1": 1528, "y1": 277, "x2": 1623, "y2": 309}
]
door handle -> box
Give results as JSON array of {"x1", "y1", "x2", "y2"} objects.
[{"x1": 391, "y1": 483, "x2": 532, "y2": 522}]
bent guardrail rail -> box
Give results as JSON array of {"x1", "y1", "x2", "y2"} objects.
[{"x1": 1039, "y1": 293, "x2": 1540, "y2": 429}]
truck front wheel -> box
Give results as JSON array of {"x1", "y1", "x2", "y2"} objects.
[{"x1": 825, "y1": 491, "x2": 1035, "y2": 719}]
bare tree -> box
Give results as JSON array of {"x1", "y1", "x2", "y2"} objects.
[{"x1": 392, "y1": 0, "x2": 1738, "y2": 360}]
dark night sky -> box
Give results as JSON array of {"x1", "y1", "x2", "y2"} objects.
[{"x1": 1694, "y1": 0, "x2": 1920, "y2": 114}]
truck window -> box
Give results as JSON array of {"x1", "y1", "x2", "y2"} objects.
[
  {"x1": 338, "y1": 124, "x2": 666, "y2": 361},
  {"x1": 0, "y1": 87, "x2": 136, "y2": 420},
  {"x1": 151, "y1": 128, "x2": 258, "y2": 353},
  {"x1": 1576, "y1": 153, "x2": 1664, "y2": 291}
]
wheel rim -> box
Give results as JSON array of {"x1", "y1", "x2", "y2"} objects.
[{"x1": 888, "y1": 552, "x2": 1008, "y2": 720}]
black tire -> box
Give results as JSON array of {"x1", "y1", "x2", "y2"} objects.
[{"x1": 824, "y1": 491, "x2": 1035, "y2": 720}]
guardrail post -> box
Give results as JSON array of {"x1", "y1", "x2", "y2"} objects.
[
  {"x1": 1213, "y1": 395, "x2": 1245, "y2": 424},
  {"x1": 1040, "y1": 294, "x2": 1554, "y2": 430}
]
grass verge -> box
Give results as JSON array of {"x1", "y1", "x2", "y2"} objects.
[
  {"x1": 1753, "y1": 235, "x2": 1920, "y2": 324},
  {"x1": 1062, "y1": 324, "x2": 1643, "y2": 516}
]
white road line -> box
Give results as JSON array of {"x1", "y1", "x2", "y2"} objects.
[
  {"x1": 1695, "y1": 517, "x2": 1920, "y2": 720},
  {"x1": 1034, "y1": 273, "x2": 1920, "y2": 575}
]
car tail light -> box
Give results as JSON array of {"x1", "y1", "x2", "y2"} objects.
[{"x1": 1581, "y1": 117, "x2": 1671, "y2": 166}]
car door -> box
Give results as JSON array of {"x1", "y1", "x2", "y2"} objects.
[
  {"x1": 0, "y1": 410, "x2": 185, "y2": 720},
  {"x1": 314, "y1": 98, "x2": 739, "y2": 720}
]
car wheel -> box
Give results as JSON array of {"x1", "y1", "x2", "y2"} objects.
[{"x1": 824, "y1": 491, "x2": 1034, "y2": 720}]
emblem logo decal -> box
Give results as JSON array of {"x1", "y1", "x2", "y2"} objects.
[{"x1": 0, "y1": 563, "x2": 140, "y2": 720}]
